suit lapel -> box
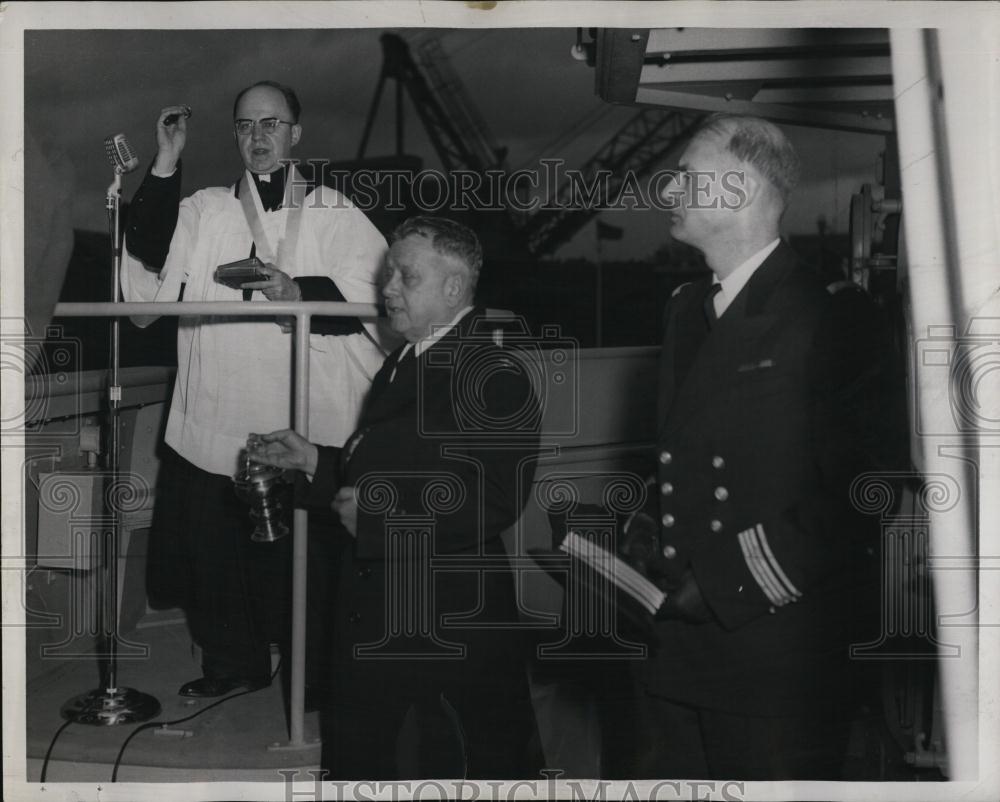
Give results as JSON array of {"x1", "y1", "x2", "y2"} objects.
[
  {"x1": 361, "y1": 348, "x2": 417, "y2": 426},
  {"x1": 359, "y1": 309, "x2": 480, "y2": 428},
  {"x1": 661, "y1": 244, "x2": 796, "y2": 433},
  {"x1": 658, "y1": 279, "x2": 707, "y2": 423}
]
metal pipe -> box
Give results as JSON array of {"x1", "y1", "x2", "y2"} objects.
[
  {"x1": 890, "y1": 28, "x2": 980, "y2": 781},
  {"x1": 53, "y1": 300, "x2": 380, "y2": 319},
  {"x1": 288, "y1": 312, "x2": 312, "y2": 746}
]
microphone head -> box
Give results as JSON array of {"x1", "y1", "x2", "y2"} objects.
[{"x1": 104, "y1": 134, "x2": 139, "y2": 175}]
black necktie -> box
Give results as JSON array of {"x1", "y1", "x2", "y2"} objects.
[
  {"x1": 390, "y1": 346, "x2": 414, "y2": 382},
  {"x1": 704, "y1": 283, "x2": 722, "y2": 328}
]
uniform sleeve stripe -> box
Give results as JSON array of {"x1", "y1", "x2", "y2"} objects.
[
  {"x1": 738, "y1": 529, "x2": 788, "y2": 606},
  {"x1": 738, "y1": 530, "x2": 786, "y2": 605},
  {"x1": 754, "y1": 524, "x2": 802, "y2": 598}
]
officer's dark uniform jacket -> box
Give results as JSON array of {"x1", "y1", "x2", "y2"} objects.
[{"x1": 637, "y1": 242, "x2": 887, "y2": 717}]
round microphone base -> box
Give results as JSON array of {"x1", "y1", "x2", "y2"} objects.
[{"x1": 61, "y1": 687, "x2": 161, "y2": 726}]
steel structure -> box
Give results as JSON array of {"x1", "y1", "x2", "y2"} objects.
[
  {"x1": 520, "y1": 108, "x2": 701, "y2": 254},
  {"x1": 358, "y1": 33, "x2": 485, "y2": 173},
  {"x1": 358, "y1": 33, "x2": 700, "y2": 257},
  {"x1": 414, "y1": 36, "x2": 509, "y2": 173}
]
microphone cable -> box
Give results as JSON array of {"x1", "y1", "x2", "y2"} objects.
[
  {"x1": 38, "y1": 719, "x2": 75, "y2": 783},
  {"x1": 110, "y1": 656, "x2": 284, "y2": 782},
  {"x1": 37, "y1": 656, "x2": 283, "y2": 783}
]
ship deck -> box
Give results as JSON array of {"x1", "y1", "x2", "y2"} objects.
[{"x1": 27, "y1": 616, "x2": 322, "y2": 783}]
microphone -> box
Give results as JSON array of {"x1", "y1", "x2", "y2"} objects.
[{"x1": 104, "y1": 134, "x2": 139, "y2": 175}]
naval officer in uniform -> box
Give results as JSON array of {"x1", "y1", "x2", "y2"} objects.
[{"x1": 629, "y1": 114, "x2": 892, "y2": 779}]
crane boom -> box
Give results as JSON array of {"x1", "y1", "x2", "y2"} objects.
[
  {"x1": 520, "y1": 108, "x2": 702, "y2": 254},
  {"x1": 358, "y1": 33, "x2": 492, "y2": 173},
  {"x1": 415, "y1": 36, "x2": 509, "y2": 173},
  {"x1": 357, "y1": 33, "x2": 701, "y2": 256}
]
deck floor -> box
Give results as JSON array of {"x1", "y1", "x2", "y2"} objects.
[
  {"x1": 22, "y1": 613, "x2": 942, "y2": 785},
  {"x1": 26, "y1": 617, "x2": 322, "y2": 783}
]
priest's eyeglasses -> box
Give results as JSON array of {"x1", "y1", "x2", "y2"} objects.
[{"x1": 234, "y1": 118, "x2": 294, "y2": 136}]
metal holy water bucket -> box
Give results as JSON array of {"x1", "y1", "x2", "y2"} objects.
[{"x1": 233, "y1": 458, "x2": 291, "y2": 543}]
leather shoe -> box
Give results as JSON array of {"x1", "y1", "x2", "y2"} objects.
[{"x1": 178, "y1": 676, "x2": 268, "y2": 698}]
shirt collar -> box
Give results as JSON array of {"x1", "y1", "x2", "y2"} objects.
[
  {"x1": 402, "y1": 306, "x2": 475, "y2": 359},
  {"x1": 714, "y1": 238, "x2": 781, "y2": 316},
  {"x1": 250, "y1": 164, "x2": 289, "y2": 211}
]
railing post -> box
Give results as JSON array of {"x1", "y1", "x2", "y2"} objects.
[{"x1": 287, "y1": 310, "x2": 311, "y2": 748}]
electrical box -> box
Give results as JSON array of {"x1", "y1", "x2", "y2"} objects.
[{"x1": 35, "y1": 471, "x2": 109, "y2": 569}]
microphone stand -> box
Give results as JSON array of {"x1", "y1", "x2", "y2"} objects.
[{"x1": 60, "y1": 166, "x2": 160, "y2": 726}]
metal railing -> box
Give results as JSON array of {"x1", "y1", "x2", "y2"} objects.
[{"x1": 53, "y1": 299, "x2": 382, "y2": 750}]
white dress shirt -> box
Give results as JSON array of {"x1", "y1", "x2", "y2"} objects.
[
  {"x1": 391, "y1": 306, "x2": 474, "y2": 380},
  {"x1": 712, "y1": 238, "x2": 781, "y2": 318}
]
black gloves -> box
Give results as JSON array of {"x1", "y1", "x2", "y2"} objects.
[
  {"x1": 656, "y1": 569, "x2": 713, "y2": 624},
  {"x1": 547, "y1": 502, "x2": 716, "y2": 629}
]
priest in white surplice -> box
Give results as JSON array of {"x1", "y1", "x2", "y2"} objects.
[{"x1": 122, "y1": 81, "x2": 390, "y2": 699}]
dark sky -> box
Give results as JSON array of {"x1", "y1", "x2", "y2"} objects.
[{"x1": 25, "y1": 26, "x2": 883, "y2": 260}]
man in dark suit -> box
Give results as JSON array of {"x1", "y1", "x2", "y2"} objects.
[
  {"x1": 249, "y1": 216, "x2": 540, "y2": 779},
  {"x1": 628, "y1": 114, "x2": 894, "y2": 779}
]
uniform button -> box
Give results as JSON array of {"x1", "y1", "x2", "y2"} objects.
[
  {"x1": 661, "y1": 513, "x2": 675, "y2": 528},
  {"x1": 662, "y1": 544, "x2": 677, "y2": 559},
  {"x1": 714, "y1": 486, "x2": 729, "y2": 501},
  {"x1": 348, "y1": 612, "x2": 361, "y2": 624},
  {"x1": 709, "y1": 519, "x2": 723, "y2": 532},
  {"x1": 769, "y1": 605, "x2": 776, "y2": 614},
  {"x1": 712, "y1": 456, "x2": 725, "y2": 469},
  {"x1": 660, "y1": 482, "x2": 674, "y2": 495},
  {"x1": 659, "y1": 451, "x2": 672, "y2": 465},
  {"x1": 357, "y1": 566, "x2": 372, "y2": 579}
]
